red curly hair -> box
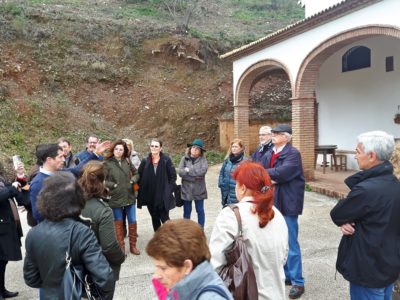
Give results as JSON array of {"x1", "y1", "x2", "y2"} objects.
[{"x1": 232, "y1": 161, "x2": 275, "y2": 228}]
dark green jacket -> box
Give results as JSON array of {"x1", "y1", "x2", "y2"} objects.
[
  {"x1": 81, "y1": 197, "x2": 125, "y2": 280},
  {"x1": 104, "y1": 157, "x2": 135, "y2": 208}
]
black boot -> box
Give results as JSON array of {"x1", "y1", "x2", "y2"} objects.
[{"x1": 1, "y1": 289, "x2": 18, "y2": 298}]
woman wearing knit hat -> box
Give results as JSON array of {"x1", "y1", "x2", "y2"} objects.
[{"x1": 178, "y1": 139, "x2": 208, "y2": 228}]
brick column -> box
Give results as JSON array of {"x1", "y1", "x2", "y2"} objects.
[
  {"x1": 291, "y1": 97, "x2": 316, "y2": 180},
  {"x1": 234, "y1": 104, "x2": 250, "y2": 151}
]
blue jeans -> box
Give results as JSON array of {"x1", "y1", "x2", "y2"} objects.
[
  {"x1": 112, "y1": 204, "x2": 136, "y2": 223},
  {"x1": 350, "y1": 282, "x2": 394, "y2": 300},
  {"x1": 284, "y1": 216, "x2": 304, "y2": 286},
  {"x1": 183, "y1": 200, "x2": 205, "y2": 228}
]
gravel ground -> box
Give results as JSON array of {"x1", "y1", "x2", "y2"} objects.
[{"x1": 6, "y1": 164, "x2": 349, "y2": 299}]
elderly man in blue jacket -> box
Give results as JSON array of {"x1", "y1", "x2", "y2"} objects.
[
  {"x1": 330, "y1": 131, "x2": 400, "y2": 300},
  {"x1": 261, "y1": 124, "x2": 305, "y2": 299}
]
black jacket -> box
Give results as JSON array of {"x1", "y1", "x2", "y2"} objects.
[
  {"x1": 0, "y1": 184, "x2": 23, "y2": 261},
  {"x1": 23, "y1": 218, "x2": 115, "y2": 299},
  {"x1": 137, "y1": 152, "x2": 177, "y2": 210},
  {"x1": 330, "y1": 161, "x2": 400, "y2": 288}
]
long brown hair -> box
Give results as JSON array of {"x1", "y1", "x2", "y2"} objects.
[
  {"x1": 232, "y1": 161, "x2": 274, "y2": 228},
  {"x1": 78, "y1": 161, "x2": 107, "y2": 199},
  {"x1": 104, "y1": 140, "x2": 129, "y2": 160}
]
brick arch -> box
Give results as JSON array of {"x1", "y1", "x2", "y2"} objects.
[
  {"x1": 233, "y1": 60, "x2": 293, "y2": 149},
  {"x1": 296, "y1": 25, "x2": 400, "y2": 98},
  {"x1": 235, "y1": 59, "x2": 293, "y2": 106}
]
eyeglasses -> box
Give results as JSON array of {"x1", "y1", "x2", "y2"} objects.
[{"x1": 150, "y1": 145, "x2": 160, "y2": 148}]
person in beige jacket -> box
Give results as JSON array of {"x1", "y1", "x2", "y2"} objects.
[{"x1": 209, "y1": 161, "x2": 289, "y2": 300}]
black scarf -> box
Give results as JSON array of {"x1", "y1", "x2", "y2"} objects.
[{"x1": 230, "y1": 151, "x2": 244, "y2": 164}]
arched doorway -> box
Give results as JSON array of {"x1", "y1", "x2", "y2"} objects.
[
  {"x1": 234, "y1": 59, "x2": 293, "y2": 152},
  {"x1": 294, "y1": 25, "x2": 400, "y2": 179}
]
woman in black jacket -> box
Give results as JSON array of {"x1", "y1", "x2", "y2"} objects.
[
  {"x1": 23, "y1": 172, "x2": 115, "y2": 300},
  {"x1": 0, "y1": 176, "x2": 23, "y2": 300},
  {"x1": 137, "y1": 139, "x2": 177, "y2": 232}
]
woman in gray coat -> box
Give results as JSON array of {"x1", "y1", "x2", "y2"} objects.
[{"x1": 178, "y1": 139, "x2": 208, "y2": 228}]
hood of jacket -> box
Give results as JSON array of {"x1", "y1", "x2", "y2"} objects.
[{"x1": 168, "y1": 261, "x2": 228, "y2": 300}]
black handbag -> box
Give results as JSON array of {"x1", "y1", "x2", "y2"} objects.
[
  {"x1": 59, "y1": 223, "x2": 102, "y2": 300},
  {"x1": 218, "y1": 205, "x2": 258, "y2": 300},
  {"x1": 173, "y1": 184, "x2": 184, "y2": 207}
]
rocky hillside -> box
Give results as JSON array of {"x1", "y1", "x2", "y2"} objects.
[{"x1": 0, "y1": 0, "x2": 304, "y2": 175}]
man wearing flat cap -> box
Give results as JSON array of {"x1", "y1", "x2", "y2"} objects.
[{"x1": 261, "y1": 124, "x2": 305, "y2": 299}]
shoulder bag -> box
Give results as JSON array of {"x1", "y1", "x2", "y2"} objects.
[
  {"x1": 173, "y1": 184, "x2": 183, "y2": 207},
  {"x1": 59, "y1": 222, "x2": 102, "y2": 300},
  {"x1": 218, "y1": 205, "x2": 258, "y2": 300}
]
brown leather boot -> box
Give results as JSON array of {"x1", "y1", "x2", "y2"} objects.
[
  {"x1": 128, "y1": 223, "x2": 140, "y2": 255},
  {"x1": 114, "y1": 220, "x2": 125, "y2": 254}
]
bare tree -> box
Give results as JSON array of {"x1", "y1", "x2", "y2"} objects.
[{"x1": 162, "y1": 0, "x2": 200, "y2": 33}]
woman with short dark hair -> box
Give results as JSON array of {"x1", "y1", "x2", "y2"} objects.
[
  {"x1": 146, "y1": 219, "x2": 232, "y2": 300},
  {"x1": 23, "y1": 172, "x2": 115, "y2": 300},
  {"x1": 137, "y1": 139, "x2": 177, "y2": 232}
]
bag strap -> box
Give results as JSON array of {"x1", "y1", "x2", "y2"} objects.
[
  {"x1": 197, "y1": 285, "x2": 230, "y2": 300},
  {"x1": 65, "y1": 222, "x2": 77, "y2": 268},
  {"x1": 228, "y1": 204, "x2": 242, "y2": 237}
]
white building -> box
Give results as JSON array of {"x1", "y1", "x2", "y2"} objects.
[{"x1": 222, "y1": 0, "x2": 400, "y2": 178}]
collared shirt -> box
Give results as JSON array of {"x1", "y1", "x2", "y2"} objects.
[
  {"x1": 272, "y1": 144, "x2": 287, "y2": 154},
  {"x1": 39, "y1": 167, "x2": 53, "y2": 176}
]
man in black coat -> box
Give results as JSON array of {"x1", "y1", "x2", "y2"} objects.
[{"x1": 331, "y1": 130, "x2": 400, "y2": 299}]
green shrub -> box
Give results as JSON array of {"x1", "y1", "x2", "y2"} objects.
[{"x1": 0, "y1": 3, "x2": 24, "y2": 16}]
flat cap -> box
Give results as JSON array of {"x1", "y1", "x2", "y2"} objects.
[{"x1": 271, "y1": 124, "x2": 292, "y2": 134}]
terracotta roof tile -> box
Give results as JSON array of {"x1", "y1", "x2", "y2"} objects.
[{"x1": 221, "y1": 0, "x2": 381, "y2": 60}]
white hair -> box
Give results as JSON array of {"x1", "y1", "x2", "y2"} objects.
[
  {"x1": 259, "y1": 126, "x2": 271, "y2": 134},
  {"x1": 284, "y1": 132, "x2": 292, "y2": 142},
  {"x1": 357, "y1": 131, "x2": 395, "y2": 161}
]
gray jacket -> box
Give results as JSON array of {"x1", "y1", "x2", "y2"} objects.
[
  {"x1": 178, "y1": 155, "x2": 208, "y2": 201},
  {"x1": 168, "y1": 261, "x2": 233, "y2": 300}
]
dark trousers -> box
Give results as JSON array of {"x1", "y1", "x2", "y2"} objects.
[
  {"x1": 0, "y1": 260, "x2": 7, "y2": 291},
  {"x1": 147, "y1": 206, "x2": 169, "y2": 231}
]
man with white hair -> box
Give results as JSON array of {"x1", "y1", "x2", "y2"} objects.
[
  {"x1": 331, "y1": 131, "x2": 400, "y2": 300},
  {"x1": 252, "y1": 125, "x2": 273, "y2": 163},
  {"x1": 261, "y1": 124, "x2": 305, "y2": 299}
]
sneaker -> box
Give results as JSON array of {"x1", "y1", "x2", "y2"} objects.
[
  {"x1": 285, "y1": 279, "x2": 292, "y2": 286},
  {"x1": 289, "y1": 285, "x2": 305, "y2": 299}
]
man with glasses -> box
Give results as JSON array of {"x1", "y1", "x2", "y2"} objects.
[
  {"x1": 252, "y1": 125, "x2": 273, "y2": 163},
  {"x1": 261, "y1": 124, "x2": 305, "y2": 299},
  {"x1": 75, "y1": 134, "x2": 102, "y2": 164}
]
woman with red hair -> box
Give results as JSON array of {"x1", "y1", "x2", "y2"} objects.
[{"x1": 209, "y1": 161, "x2": 289, "y2": 300}]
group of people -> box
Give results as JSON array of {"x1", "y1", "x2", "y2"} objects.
[{"x1": 0, "y1": 126, "x2": 399, "y2": 300}]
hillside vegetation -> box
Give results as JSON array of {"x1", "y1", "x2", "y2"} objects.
[{"x1": 0, "y1": 0, "x2": 304, "y2": 175}]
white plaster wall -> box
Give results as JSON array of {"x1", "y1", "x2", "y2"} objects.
[
  {"x1": 232, "y1": 0, "x2": 400, "y2": 101},
  {"x1": 316, "y1": 36, "x2": 400, "y2": 170},
  {"x1": 300, "y1": 0, "x2": 344, "y2": 18}
]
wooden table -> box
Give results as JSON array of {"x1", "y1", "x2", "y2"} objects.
[{"x1": 315, "y1": 145, "x2": 337, "y2": 174}]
